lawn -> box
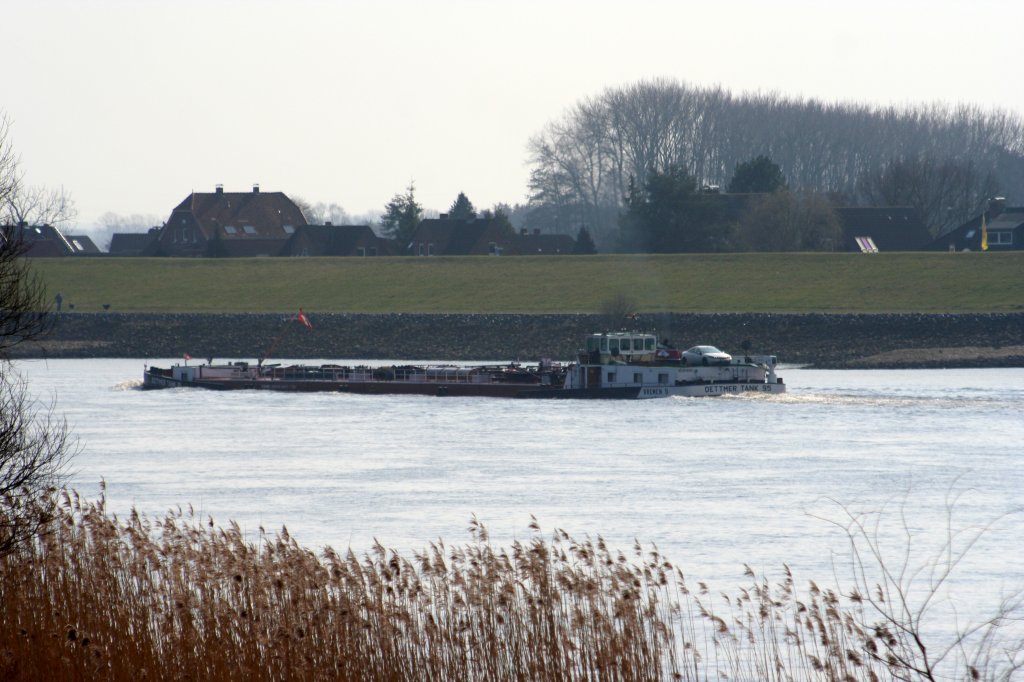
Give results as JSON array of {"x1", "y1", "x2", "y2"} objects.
[{"x1": 28, "y1": 252, "x2": 1024, "y2": 314}]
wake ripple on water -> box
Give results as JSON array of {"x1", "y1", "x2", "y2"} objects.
[{"x1": 762, "y1": 391, "x2": 1010, "y2": 410}]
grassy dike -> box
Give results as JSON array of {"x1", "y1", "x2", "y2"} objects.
[{"x1": 31, "y1": 252, "x2": 1024, "y2": 314}]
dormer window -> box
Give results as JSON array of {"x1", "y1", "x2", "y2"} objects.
[
  {"x1": 243, "y1": 225, "x2": 257, "y2": 235},
  {"x1": 224, "y1": 226, "x2": 238, "y2": 235}
]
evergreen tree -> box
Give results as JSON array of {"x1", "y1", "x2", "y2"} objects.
[
  {"x1": 574, "y1": 226, "x2": 597, "y2": 254},
  {"x1": 727, "y1": 155, "x2": 787, "y2": 193},
  {"x1": 481, "y1": 205, "x2": 514, "y2": 236},
  {"x1": 447, "y1": 192, "x2": 477, "y2": 220},
  {"x1": 620, "y1": 166, "x2": 721, "y2": 252},
  {"x1": 380, "y1": 183, "x2": 423, "y2": 247}
]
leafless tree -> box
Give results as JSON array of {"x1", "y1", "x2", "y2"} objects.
[
  {"x1": 0, "y1": 114, "x2": 19, "y2": 212},
  {"x1": 817, "y1": 489, "x2": 1024, "y2": 681},
  {"x1": 0, "y1": 372, "x2": 73, "y2": 556},
  {"x1": 291, "y1": 195, "x2": 351, "y2": 226},
  {"x1": 735, "y1": 190, "x2": 843, "y2": 252},
  {"x1": 3, "y1": 183, "x2": 77, "y2": 227},
  {"x1": 0, "y1": 113, "x2": 77, "y2": 228},
  {"x1": 0, "y1": 135, "x2": 75, "y2": 556},
  {"x1": 527, "y1": 80, "x2": 1024, "y2": 250},
  {"x1": 857, "y1": 156, "x2": 1001, "y2": 237}
]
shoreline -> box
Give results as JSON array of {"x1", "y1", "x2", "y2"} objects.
[{"x1": 11, "y1": 311, "x2": 1024, "y2": 370}]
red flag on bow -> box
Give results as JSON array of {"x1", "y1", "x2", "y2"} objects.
[{"x1": 297, "y1": 309, "x2": 313, "y2": 330}]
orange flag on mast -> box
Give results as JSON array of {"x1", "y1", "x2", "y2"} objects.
[{"x1": 297, "y1": 309, "x2": 313, "y2": 330}]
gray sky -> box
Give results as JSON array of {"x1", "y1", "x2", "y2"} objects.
[{"x1": 8, "y1": 0, "x2": 1024, "y2": 231}]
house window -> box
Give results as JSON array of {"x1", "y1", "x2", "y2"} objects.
[
  {"x1": 224, "y1": 225, "x2": 238, "y2": 235},
  {"x1": 489, "y1": 241, "x2": 498, "y2": 255},
  {"x1": 427, "y1": 243, "x2": 434, "y2": 256},
  {"x1": 356, "y1": 247, "x2": 366, "y2": 256},
  {"x1": 418, "y1": 244, "x2": 425, "y2": 256},
  {"x1": 368, "y1": 247, "x2": 377, "y2": 256},
  {"x1": 243, "y1": 225, "x2": 257, "y2": 235},
  {"x1": 283, "y1": 225, "x2": 295, "y2": 234},
  {"x1": 990, "y1": 231, "x2": 1013, "y2": 245}
]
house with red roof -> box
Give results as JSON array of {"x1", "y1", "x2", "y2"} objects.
[{"x1": 144, "y1": 185, "x2": 305, "y2": 257}]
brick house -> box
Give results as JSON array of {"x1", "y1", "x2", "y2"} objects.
[{"x1": 145, "y1": 185, "x2": 306, "y2": 257}]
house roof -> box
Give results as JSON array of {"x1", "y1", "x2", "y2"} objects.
[
  {"x1": 835, "y1": 207, "x2": 932, "y2": 251},
  {"x1": 65, "y1": 235, "x2": 101, "y2": 254},
  {"x1": 169, "y1": 187, "x2": 306, "y2": 240},
  {"x1": 282, "y1": 224, "x2": 384, "y2": 256},
  {"x1": 409, "y1": 218, "x2": 510, "y2": 255},
  {"x1": 109, "y1": 231, "x2": 159, "y2": 255},
  {"x1": 987, "y1": 207, "x2": 1024, "y2": 231},
  {"x1": 2, "y1": 223, "x2": 88, "y2": 256},
  {"x1": 927, "y1": 206, "x2": 1024, "y2": 251}
]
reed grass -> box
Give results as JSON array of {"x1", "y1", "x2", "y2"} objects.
[{"x1": 0, "y1": 489, "x2": 1015, "y2": 681}]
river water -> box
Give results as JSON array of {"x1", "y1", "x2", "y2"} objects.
[{"x1": 14, "y1": 358, "x2": 1024, "y2": 631}]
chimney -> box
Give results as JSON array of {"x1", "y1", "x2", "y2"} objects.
[
  {"x1": 439, "y1": 213, "x2": 449, "y2": 220},
  {"x1": 215, "y1": 184, "x2": 224, "y2": 194},
  {"x1": 252, "y1": 183, "x2": 260, "y2": 193}
]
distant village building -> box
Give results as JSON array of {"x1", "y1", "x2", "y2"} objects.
[
  {"x1": 108, "y1": 228, "x2": 161, "y2": 256},
  {"x1": 835, "y1": 207, "x2": 932, "y2": 252},
  {"x1": 144, "y1": 184, "x2": 305, "y2": 257},
  {"x1": 1, "y1": 222, "x2": 100, "y2": 257},
  {"x1": 280, "y1": 224, "x2": 395, "y2": 257},
  {"x1": 407, "y1": 216, "x2": 514, "y2": 256},
  {"x1": 927, "y1": 198, "x2": 1024, "y2": 252}
]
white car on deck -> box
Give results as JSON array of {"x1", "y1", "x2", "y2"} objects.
[{"x1": 682, "y1": 345, "x2": 732, "y2": 366}]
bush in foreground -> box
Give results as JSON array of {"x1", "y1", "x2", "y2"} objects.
[{"x1": 0, "y1": 489, "x2": 1020, "y2": 681}]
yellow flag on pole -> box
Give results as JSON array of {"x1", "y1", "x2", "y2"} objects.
[{"x1": 981, "y1": 214, "x2": 988, "y2": 251}]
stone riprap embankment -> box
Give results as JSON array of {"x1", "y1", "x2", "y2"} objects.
[{"x1": 12, "y1": 312, "x2": 1024, "y2": 369}]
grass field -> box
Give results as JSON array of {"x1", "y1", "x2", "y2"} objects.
[{"x1": 28, "y1": 252, "x2": 1024, "y2": 314}]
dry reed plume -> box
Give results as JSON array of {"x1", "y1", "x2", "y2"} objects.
[{"x1": 0, "y1": 487, "x2": 1020, "y2": 681}]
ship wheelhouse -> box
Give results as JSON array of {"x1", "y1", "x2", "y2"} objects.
[{"x1": 584, "y1": 332, "x2": 658, "y2": 364}]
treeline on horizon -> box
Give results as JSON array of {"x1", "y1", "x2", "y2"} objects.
[{"x1": 524, "y1": 79, "x2": 1024, "y2": 247}]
